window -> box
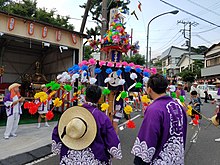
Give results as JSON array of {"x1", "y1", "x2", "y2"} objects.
[{"x1": 206, "y1": 56, "x2": 220, "y2": 67}]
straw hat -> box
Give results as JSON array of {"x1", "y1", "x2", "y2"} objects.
[
  {"x1": 8, "y1": 83, "x2": 21, "y2": 91},
  {"x1": 192, "y1": 82, "x2": 198, "y2": 85},
  {"x1": 177, "y1": 82, "x2": 183, "y2": 86},
  {"x1": 214, "y1": 79, "x2": 220, "y2": 84},
  {"x1": 58, "y1": 106, "x2": 97, "y2": 150},
  {"x1": 211, "y1": 115, "x2": 219, "y2": 126}
]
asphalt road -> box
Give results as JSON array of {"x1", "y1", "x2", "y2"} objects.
[{"x1": 32, "y1": 97, "x2": 220, "y2": 165}]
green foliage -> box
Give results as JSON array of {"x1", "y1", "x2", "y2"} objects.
[
  {"x1": 80, "y1": 0, "x2": 130, "y2": 25},
  {"x1": 191, "y1": 46, "x2": 208, "y2": 55},
  {"x1": 0, "y1": 0, "x2": 74, "y2": 30},
  {"x1": 64, "y1": 85, "x2": 72, "y2": 92},
  {"x1": 178, "y1": 70, "x2": 195, "y2": 83},
  {"x1": 122, "y1": 54, "x2": 146, "y2": 65},
  {"x1": 86, "y1": 26, "x2": 101, "y2": 40},
  {"x1": 84, "y1": 45, "x2": 93, "y2": 60},
  {"x1": 193, "y1": 60, "x2": 204, "y2": 78}
]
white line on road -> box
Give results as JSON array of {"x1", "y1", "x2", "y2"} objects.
[{"x1": 118, "y1": 114, "x2": 141, "y2": 128}]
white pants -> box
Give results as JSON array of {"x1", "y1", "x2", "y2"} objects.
[{"x1": 4, "y1": 113, "x2": 20, "y2": 137}]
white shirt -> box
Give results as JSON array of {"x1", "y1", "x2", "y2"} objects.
[
  {"x1": 190, "y1": 86, "x2": 200, "y2": 95},
  {"x1": 13, "y1": 95, "x2": 19, "y2": 113}
]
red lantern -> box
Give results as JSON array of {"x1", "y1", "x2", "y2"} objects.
[
  {"x1": 8, "y1": 17, "x2": 15, "y2": 31},
  {"x1": 56, "y1": 30, "x2": 62, "y2": 41},
  {"x1": 28, "y1": 22, "x2": 34, "y2": 35},
  {"x1": 71, "y1": 34, "x2": 77, "y2": 44},
  {"x1": 42, "y1": 26, "x2": 48, "y2": 38}
]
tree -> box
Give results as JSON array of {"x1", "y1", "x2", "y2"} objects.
[
  {"x1": 0, "y1": 0, "x2": 74, "y2": 30},
  {"x1": 193, "y1": 59, "x2": 204, "y2": 78},
  {"x1": 190, "y1": 46, "x2": 208, "y2": 54},
  {"x1": 122, "y1": 54, "x2": 146, "y2": 65},
  {"x1": 178, "y1": 69, "x2": 195, "y2": 82},
  {"x1": 86, "y1": 26, "x2": 101, "y2": 40},
  {"x1": 80, "y1": 0, "x2": 130, "y2": 25},
  {"x1": 84, "y1": 45, "x2": 93, "y2": 60}
]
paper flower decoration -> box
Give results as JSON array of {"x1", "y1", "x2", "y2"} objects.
[
  {"x1": 95, "y1": 68, "x2": 102, "y2": 74},
  {"x1": 89, "y1": 58, "x2": 96, "y2": 65},
  {"x1": 124, "y1": 105, "x2": 133, "y2": 114},
  {"x1": 102, "y1": 88, "x2": 110, "y2": 95},
  {"x1": 101, "y1": 103, "x2": 109, "y2": 111},
  {"x1": 135, "y1": 65, "x2": 141, "y2": 69},
  {"x1": 118, "y1": 79, "x2": 125, "y2": 85},
  {"x1": 34, "y1": 92, "x2": 48, "y2": 103},
  {"x1": 187, "y1": 105, "x2": 193, "y2": 116},
  {"x1": 130, "y1": 73, "x2": 137, "y2": 80},
  {"x1": 116, "y1": 63, "x2": 122, "y2": 68},
  {"x1": 107, "y1": 62, "x2": 113, "y2": 67},
  {"x1": 171, "y1": 92, "x2": 177, "y2": 99},
  {"x1": 179, "y1": 96, "x2": 185, "y2": 103},
  {"x1": 106, "y1": 68, "x2": 113, "y2": 74},
  {"x1": 125, "y1": 66, "x2": 131, "y2": 72},
  {"x1": 121, "y1": 91, "x2": 128, "y2": 99},
  {"x1": 46, "y1": 81, "x2": 56, "y2": 88},
  {"x1": 141, "y1": 95, "x2": 151, "y2": 103},
  {"x1": 68, "y1": 65, "x2": 80, "y2": 73},
  {"x1": 51, "y1": 83, "x2": 61, "y2": 91},
  {"x1": 99, "y1": 61, "x2": 106, "y2": 67},
  {"x1": 49, "y1": 91, "x2": 57, "y2": 98},
  {"x1": 143, "y1": 77, "x2": 149, "y2": 83},
  {"x1": 143, "y1": 72, "x2": 150, "y2": 77},
  {"x1": 81, "y1": 65, "x2": 89, "y2": 71},
  {"x1": 29, "y1": 104, "x2": 38, "y2": 115},
  {"x1": 135, "y1": 82, "x2": 142, "y2": 89},
  {"x1": 151, "y1": 68, "x2": 157, "y2": 74},
  {"x1": 122, "y1": 61, "x2": 128, "y2": 66},
  {"x1": 64, "y1": 84, "x2": 72, "y2": 92},
  {"x1": 135, "y1": 68, "x2": 142, "y2": 74},
  {"x1": 72, "y1": 73, "x2": 80, "y2": 79},
  {"x1": 116, "y1": 69, "x2": 122, "y2": 76},
  {"x1": 104, "y1": 77, "x2": 111, "y2": 83},
  {"x1": 89, "y1": 78, "x2": 97, "y2": 84},
  {"x1": 78, "y1": 85, "x2": 85, "y2": 90},
  {"x1": 53, "y1": 98, "x2": 63, "y2": 107},
  {"x1": 46, "y1": 111, "x2": 54, "y2": 120},
  {"x1": 127, "y1": 120, "x2": 136, "y2": 129}
]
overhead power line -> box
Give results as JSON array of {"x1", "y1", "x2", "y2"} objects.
[
  {"x1": 186, "y1": 0, "x2": 220, "y2": 17},
  {"x1": 160, "y1": 0, "x2": 220, "y2": 27}
]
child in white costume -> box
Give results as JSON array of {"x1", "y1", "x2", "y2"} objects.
[
  {"x1": 4, "y1": 83, "x2": 25, "y2": 139},
  {"x1": 36, "y1": 84, "x2": 52, "y2": 128}
]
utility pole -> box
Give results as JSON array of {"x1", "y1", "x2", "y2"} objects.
[
  {"x1": 80, "y1": 0, "x2": 92, "y2": 34},
  {"x1": 100, "y1": 0, "x2": 108, "y2": 60},
  {"x1": 130, "y1": 28, "x2": 133, "y2": 57},
  {"x1": 178, "y1": 20, "x2": 198, "y2": 71},
  {"x1": 149, "y1": 47, "x2": 151, "y2": 68}
]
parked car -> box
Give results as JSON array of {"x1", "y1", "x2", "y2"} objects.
[{"x1": 197, "y1": 85, "x2": 218, "y2": 100}]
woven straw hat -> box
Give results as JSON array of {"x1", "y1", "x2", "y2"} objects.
[
  {"x1": 211, "y1": 115, "x2": 219, "y2": 126},
  {"x1": 8, "y1": 83, "x2": 21, "y2": 91},
  {"x1": 214, "y1": 79, "x2": 220, "y2": 84},
  {"x1": 58, "y1": 106, "x2": 97, "y2": 150}
]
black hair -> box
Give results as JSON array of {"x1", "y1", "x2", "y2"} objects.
[
  {"x1": 147, "y1": 74, "x2": 168, "y2": 94},
  {"x1": 191, "y1": 90, "x2": 197, "y2": 96},
  {"x1": 85, "y1": 85, "x2": 102, "y2": 103}
]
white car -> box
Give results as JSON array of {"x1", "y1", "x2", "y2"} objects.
[{"x1": 197, "y1": 85, "x2": 218, "y2": 100}]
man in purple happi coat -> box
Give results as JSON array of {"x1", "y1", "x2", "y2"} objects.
[
  {"x1": 131, "y1": 74, "x2": 187, "y2": 164},
  {"x1": 52, "y1": 85, "x2": 122, "y2": 164}
]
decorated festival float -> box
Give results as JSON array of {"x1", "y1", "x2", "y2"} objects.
[{"x1": 23, "y1": 16, "x2": 154, "y2": 129}]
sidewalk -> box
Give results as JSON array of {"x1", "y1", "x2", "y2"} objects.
[{"x1": 0, "y1": 122, "x2": 57, "y2": 161}]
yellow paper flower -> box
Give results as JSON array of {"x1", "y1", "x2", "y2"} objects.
[
  {"x1": 141, "y1": 95, "x2": 151, "y2": 103},
  {"x1": 124, "y1": 105, "x2": 133, "y2": 115},
  {"x1": 101, "y1": 103, "x2": 109, "y2": 111},
  {"x1": 34, "y1": 92, "x2": 48, "y2": 103},
  {"x1": 53, "y1": 98, "x2": 63, "y2": 107},
  {"x1": 77, "y1": 90, "x2": 81, "y2": 95},
  {"x1": 187, "y1": 105, "x2": 193, "y2": 116},
  {"x1": 73, "y1": 92, "x2": 77, "y2": 97}
]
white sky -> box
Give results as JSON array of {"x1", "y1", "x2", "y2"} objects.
[{"x1": 36, "y1": 0, "x2": 220, "y2": 58}]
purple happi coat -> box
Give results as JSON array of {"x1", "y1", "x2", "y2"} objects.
[
  {"x1": 52, "y1": 103, "x2": 122, "y2": 165},
  {"x1": 131, "y1": 95, "x2": 187, "y2": 164},
  {"x1": 4, "y1": 93, "x2": 22, "y2": 117}
]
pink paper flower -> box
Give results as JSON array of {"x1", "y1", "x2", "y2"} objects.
[
  {"x1": 81, "y1": 60, "x2": 88, "y2": 66},
  {"x1": 107, "y1": 62, "x2": 113, "y2": 67},
  {"x1": 135, "y1": 65, "x2": 141, "y2": 69},
  {"x1": 89, "y1": 58, "x2": 96, "y2": 65},
  {"x1": 78, "y1": 62, "x2": 83, "y2": 67},
  {"x1": 129, "y1": 62, "x2": 135, "y2": 67},
  {"x1": 116, "y1": 62, "x2": 122, "y2": 68},
  {"x1": 144, "y1": 68, "x2": 151, "y2": 73},
  {"x1": 99, "y1": 61, "x2": 106, "y2": 67},
  {"x1": 151, "y1": 68, "x2": 157, "y2": 74},
  {"x1": 122, "y1": 61, "x2": 128, "y2": 66}
]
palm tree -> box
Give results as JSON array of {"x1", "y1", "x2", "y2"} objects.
[{"x1": 86, "y1": 26, "x2": 101, "y2": 40}]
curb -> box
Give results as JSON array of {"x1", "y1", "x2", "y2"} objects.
[{"x1": 0, "y1": 144, "x2": 52, "y2": 165}]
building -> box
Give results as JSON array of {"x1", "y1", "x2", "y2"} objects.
[
  {"x1": 161, "y1": 46, "x2": 188, "y2": 77},
  {"x1": 177, "y1": 53, "x2": 204, "y2": 72},
  {"x1": 0, "y1": 10, "x2": 86, "y2": 84},
  {"x1": 151, "y1": 55, "x2": 161, "y2": 65},
  {"x1": 201, "y1": 42, "x2": 220, "y2": 79}
]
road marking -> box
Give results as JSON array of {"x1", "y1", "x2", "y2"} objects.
[{"x1": 118, "y1": 114, "x2": 141, "y2": 128}]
